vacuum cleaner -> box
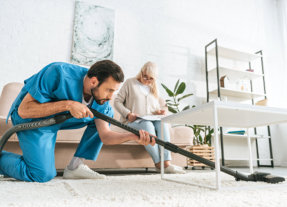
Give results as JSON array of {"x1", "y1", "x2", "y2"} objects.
[{"x1": 0, "y1": 91, "x2": 285, "y2": 184}]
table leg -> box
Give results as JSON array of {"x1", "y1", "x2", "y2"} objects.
[
  {"x1": 213, "y1": 104, "x2": 221, "y2": 190},
  {"x1": 247, "y1": 128, "x2": 254, "y2": 173},
  {"x1": 161, "y1": 121, "x2": 164, "y2": 178}
]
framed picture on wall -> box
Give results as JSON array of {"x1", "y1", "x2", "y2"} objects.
[{"x1": 71, "y1": 1, "x2": 115, "y2": 66}]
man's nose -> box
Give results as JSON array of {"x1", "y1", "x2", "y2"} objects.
[{"x1": 107, "y1": 93, "x2": 113, "y2": 100}]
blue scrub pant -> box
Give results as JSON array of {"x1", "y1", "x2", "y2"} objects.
[
  {"x1": 0, "y1": 111, "x2": 102, "y2": 183},
  {"x1": 127, "y1": 120, "x2": 171, "y2": 164}
]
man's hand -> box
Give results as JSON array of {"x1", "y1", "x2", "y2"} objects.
[
  {"x1": 136, "y1": 130, "x2": 156, "y2": 146},
  {"x1": 18, "y1": 93, "x2": 93, "y2": 119},
  {"x1": 95, "y1": 119, "x2": 156, "y2": 146},
  {"x1": 127, "y1": 112, "x2": 138, "y2": 122},
  {"x1": 67, "y1": 101, "x2": 94, "y2": 119}
]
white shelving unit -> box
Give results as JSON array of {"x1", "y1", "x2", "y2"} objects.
[
  {"x1": 226, "y1": 158, "x2": 273, "y2": 161},
  {"x1": 219, "y1": 134, "x2": 270, "y2": 139},
  {"x1": 207, "y1": 67, "x2": 263, "y2": 80},
  {"x1": 205, "y1": 39, "x2": 273, "y2": 167},
  {"x1": 209, "y1": 87, "x2": 265, "y2": 100},
  {"x1": 207, "y1": 46, "x2": 262, "y2": 62}
]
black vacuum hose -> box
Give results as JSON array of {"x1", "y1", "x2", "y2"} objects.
[{"x1": 0, "y1": 113, "x2": 72, "y2": 153}]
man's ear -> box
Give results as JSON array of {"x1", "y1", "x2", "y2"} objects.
[{"x1": 90, "y1": 76, "x2": 99, "y2": 87}]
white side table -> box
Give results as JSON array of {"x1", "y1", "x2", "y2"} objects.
[{"x1": 160, "y1": 101, "x2": 287, "y2": 190}]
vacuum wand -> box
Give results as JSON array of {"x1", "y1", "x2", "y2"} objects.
[{"x1": 89, "y1": 108, "x2": 285, "y2": 184}]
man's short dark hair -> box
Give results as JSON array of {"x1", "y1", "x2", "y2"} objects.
[{"x1": 87, "y1": 60, "x2": 124, "y2": 86}]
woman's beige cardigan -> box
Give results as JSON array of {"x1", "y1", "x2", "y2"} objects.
[{"x1": 114, "y1": 78, "x2": 163, "y2": 124}]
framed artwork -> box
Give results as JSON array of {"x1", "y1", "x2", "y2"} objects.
[{"x1": 71, "y1": 1, "x2": 115, "y2": 65}]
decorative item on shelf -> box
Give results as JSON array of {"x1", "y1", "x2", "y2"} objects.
[
  {"x1": 243, "y1": 80, "x2": 250, "y2": 91},
  {"x1": 255, "y1": 98, "x2": 268, "y2": 106},
  {"x1": 236, "y1": 79, "x2": 249, "y2": 91},
  {"x1": 220, "y1": 75, "x2": 229, "y2": 88},
  {"x1": 246, "y1": 68, "x2": 254, "y2": 72},
  {"x1": 227, "y1": 130, "x2": 245, "y2": 135},
  {"x1": 186, "y1": 144, "x2": 215, "y2": 168}
]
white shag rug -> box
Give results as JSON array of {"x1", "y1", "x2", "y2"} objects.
[{"x1": 0, "y1": 172, "x2": 287, "y2": 207}]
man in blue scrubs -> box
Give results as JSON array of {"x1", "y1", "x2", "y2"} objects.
[{"x1": 0, "y1": 60, "x2": 155, "y2": 182}]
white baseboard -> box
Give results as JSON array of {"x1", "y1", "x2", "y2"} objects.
[
  {"x1": 278, "y1": 162, "x2": 287, "y2": 167},
  {"x1": 224, "y1": 160, "x2": 251, "y2": 167},
  {"x1": 224, "y1": 160, "x2": 287, "y2": 167}
]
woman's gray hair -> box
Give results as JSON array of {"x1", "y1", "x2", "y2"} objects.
[{"x1": 136, "y1": 61, "x2": 159, "y2": 98}]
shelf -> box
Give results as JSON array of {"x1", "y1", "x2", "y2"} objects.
[
  {"x1": 225, "y1": 158, "x2": 273, "y2": 161},
  {"x1": 209, "y1": 87, "x2": 265, "y2": 100},
  {"x1": 208, "y1": 67, "x2": 263, "y2": 80},
  {"x1": 221, "y1": 134, "x2": 270, "y2": 139},
  {"x1": 207, "y1": 46, "x2": 262, "y2": 62}
]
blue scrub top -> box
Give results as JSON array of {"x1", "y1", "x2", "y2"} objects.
[{"x1": 6, "y1": 62, "x2": 114, "y2": 126}]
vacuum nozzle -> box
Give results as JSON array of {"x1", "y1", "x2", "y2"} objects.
[{"x1": 248, "y1": 172, "x2": 285, "y2": 184}]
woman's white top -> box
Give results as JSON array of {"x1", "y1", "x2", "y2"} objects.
[
  {"x1": 114, "y1": 77, "x2": 162, "y2": 124},
  {"x1": 136, "y1": 79, "x2": 151, "y2": 96}
]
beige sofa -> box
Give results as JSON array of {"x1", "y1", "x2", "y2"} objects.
[{"x1": 0, "y1": 82, "x2": 193, "y2": 170}]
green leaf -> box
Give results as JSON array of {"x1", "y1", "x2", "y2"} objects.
[
  {"x1": 199, "y1": 135, "x2": 203, "y2": 144},
  {"x1": 182, "y1": 105, "x2": 190, "y2": 111},
  {"x1": 173, "y1": 79, "x2": 180, "y2": 93},
  {"x1": 175, "y1": 82, "x2": 186, "y2": 95},
  {"x1": 161, "y1": 83, "x2": 174, "y2": 97},
  {"x1": 168, "y1": 106, "x2": 178, "y2": 113},
  {"x1": 205, "y1": 134, "x2": 211, "y2": 141},
  {"x1": 177, "y1": 94, "x2": 193, "y2": 102},
  {"x1": 186, "y1": 125, "x2": 195, "y2": 130},
  {"x1": 168, "y1": 103, "x2": 179, "y2": 107}
]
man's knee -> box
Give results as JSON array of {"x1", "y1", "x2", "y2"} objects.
[{"x1": 29, "y1": 168, "x2": 56, "y2": 183}]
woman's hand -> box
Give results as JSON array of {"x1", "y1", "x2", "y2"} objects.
[
  {"x1": 127, "y1": 112, "x2": 138, "y2": 122},
  {"x1": 154, "y1": 109, "x2": 166, "y2": 115}
]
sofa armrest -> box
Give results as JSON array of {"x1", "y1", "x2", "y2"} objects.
[{"x1": 0, "y1": 116, "x2": 17, "y2": 141}]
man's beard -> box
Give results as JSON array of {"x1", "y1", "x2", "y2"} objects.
[{"x1": 91, "y1": 87, "x2": 110, "y2": 105}]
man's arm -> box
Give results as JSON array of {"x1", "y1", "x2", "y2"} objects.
[
  {"x1": 95, "y1": 119, "x2": 156, "y2": 146},
  {"x1": 18, "y1": 93, "x2": 94, "y2": 119}
]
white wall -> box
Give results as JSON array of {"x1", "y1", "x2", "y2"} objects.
[{"x1": 0, "y1": 0, "x2": 286, "y2": 165}]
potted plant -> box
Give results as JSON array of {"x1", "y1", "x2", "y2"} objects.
[
  {"x1": 161, "y1": 79, "x2": 192, "y2": 113},
  {"x1": 161, "y1": 79, "x2": 214, "y2": 168}
]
